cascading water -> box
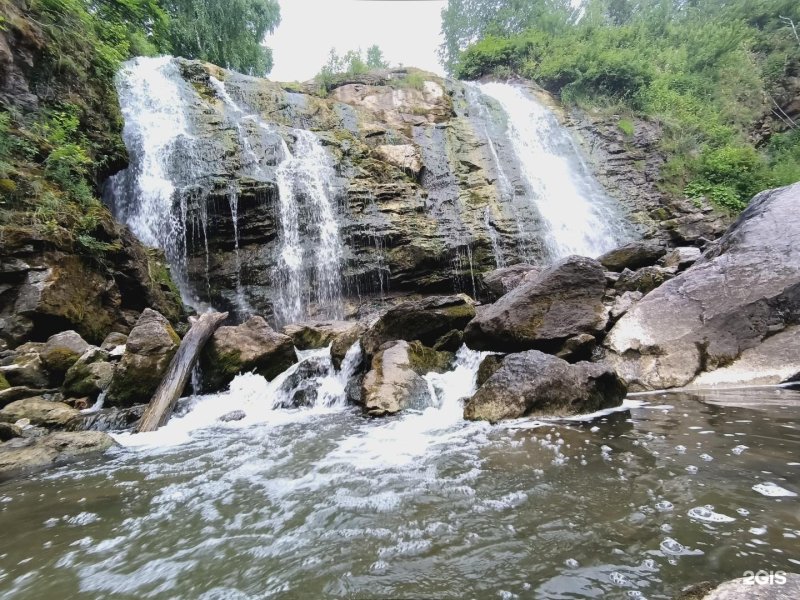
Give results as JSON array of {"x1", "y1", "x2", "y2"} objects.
[
  {"x1": 477, "y1": 82, "x2": 633, "y2": 259},
  {"x1": 273, "y1": 131, "x2": 344, "y2": 327},
  {"x1": 106, "y1": 56, "x2": 195, "y2": 298}
]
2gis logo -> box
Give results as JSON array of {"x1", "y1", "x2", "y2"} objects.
[{"x1": 743, "y1": 570, "x2": 788, "y2": 586}]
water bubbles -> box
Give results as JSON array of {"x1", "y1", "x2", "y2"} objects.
[
  {"x1": 674, "y1": 445, "x2": 686, "y2": 454},
  {"x1": 660, "y1": 537, "x2": 704, "y2": 556},
  {"x1": 752, "y1": 482, "x2": 797, "y2": 497},
  {"x1": 685, "y1": 465, "x2": 699, "y2": 474},
  {"x1": 749, "y1": 526, "x2": 767, "y2": 536},
  {"x1": 699, "y1": 453, "x2": 713, "y2": 462},
  {"x1": 687, "y1": 506, "x2": 735, "y2": 523},
  {"x1": 660, "y1": 523, "x2": 673, "y2": 533},
  {"x1": 610, "y1": 571, "x2": 632, "y2": 587},
  {"x1": 564, "y1": 558, "x2": 579, "y2": 568},
  {"x1": 369, "y1": 560, "x2": 389, "y2": 573},
  {"x1": 655, "y1": 500, "x2": 674, "y2": 512},
  {"x1": 732, "y1": 445, "x2": 749, "y2": 455},
  {"x1": 736, "y1": 508, "x2": 750, "y2": 516}
]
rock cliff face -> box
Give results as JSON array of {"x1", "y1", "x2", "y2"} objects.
[{"x1": 107, "y1": 59, "x2": 625, "y2": 324}]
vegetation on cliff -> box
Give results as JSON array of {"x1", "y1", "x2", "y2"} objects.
[{"x1": 442, "y1": 0, "x2": 800, "y2": 211}]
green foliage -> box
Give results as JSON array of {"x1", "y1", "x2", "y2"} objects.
[
  {"x1": 315, "y1": 46, "x2": 391, "y2": 92},
  {"x1": 163, "y1": 0, "x2": 281, "y2": 76},
  {"x1": 617, "y1": 118, "x2": 634, "y2": 136},
  {"x1": 366, "y1": 44, "x2": 390, "y2": 69},
  {"x1": 445, "y1": 0, "x2": 800, "y2": 211}
]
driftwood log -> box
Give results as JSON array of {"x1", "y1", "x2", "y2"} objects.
[{"x1": 136, "y1": 311, "x2": 228, "y2": 433}]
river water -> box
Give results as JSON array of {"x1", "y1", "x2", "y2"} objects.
[{"x1": 1, "y1": 356, "x2": 798, "y2": 600}]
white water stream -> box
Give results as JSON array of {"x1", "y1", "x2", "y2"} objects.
[{"x1": 477, "y1": 82, "x2": 632, "y2": 259}]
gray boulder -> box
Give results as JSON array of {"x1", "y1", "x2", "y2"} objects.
[
  {"x1": 360, "y1": 340, "x2": 449, "y2": 416},
  {"x1": 615, "y1": 265, "x2": 675, "y2": 295},
  {"x1": 480, "y1": 264, "x2": 540, "y2": 301},
  {"x1": 606, "y1": 183, "x2": 800, "y2": 390},
  {"x1": 362, "y1": 295, "x2": 475, "y2": 357},
  {"x1": 662, "y1": 246, "x2": 701, "y2": 271},
  {"x1": 464, "y1": 350, "x2": 627, "y2": 423},
  {"x1": 598, "y1": 240, "x2": 666, "y2": 272},
  {"x1": 63, "y1": 348, "x2": 115, "y2": 399},
  {"x1": 464, "y1": 256, "x2": 607, "y2": 354},
  {"x1": 0, "y1": 397, "x2": 80, "y2": 429},
  {"x1": 201, "y1": 316, "x2": 296, "y2": 392},
  {"x1": 0, "y1": 344, "x2": 49, "y2": 388},
  {"x1": 40, "y1": 331, "x2": 90, "y2": 380},
  {"x1": 106, "y1": 309, "x2": 180, "y2": 407}
]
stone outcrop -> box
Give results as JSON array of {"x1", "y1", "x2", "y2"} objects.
[
  {"x1": 201, "y1": 316, "x2": 296, "y2": 391},
  {"x1": 606, "y1": 183, "x2": 800, "y2": 390},
  {"x1": 464, "y1": 256, "x2": 607, "y2": 353},
  {"x1": 615, "y1": 265, "x2": 675, "y2": 295},
  {"x1": 464, "y1": 350, "x2": 627, "y2": 422},
  {"x1": 106, "y1": 309, "x2": 180, "y2": 406},
  {"x1": 362, "y1": 295, "x2": 475, "y2": 356},
  {"x1": 0, "y1": 431, "x2": 115, "y2": 482}
]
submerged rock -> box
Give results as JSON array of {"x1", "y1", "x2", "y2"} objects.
[
  {"x1": 606, "y1": 182, "x2": 800, "y2": 390},
  {"x1": 362, "y1": 295, "x2": 475, "y2": 357},
  {"x1": 0, "y1": 431, "x2": 115, "y2": 482},
  {"x1": 201, "y1": 316, "x2": 296, "y2": 392},
  {"x1": 274, "y1": 356, "x2": 332, "y2": 409},
  {"x1": 106, "y1": 309, "x2": 180, "y2": 407},
  {"x1": 683, "y1": 573, "x2": 800, "y2": 599},
  {"x1": 598, "y1": 240, "x2": 666, "y2": 272},
  {"x1": 464, "y1": 350, "x2": 627, "y2": 422},
  {"x1": 464, "y1": 256, "x2": 607, "y2": 354}
]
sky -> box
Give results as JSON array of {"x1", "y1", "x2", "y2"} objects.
[{"x1": 265, "y1": 0, "x2": 447, "y2": 82}]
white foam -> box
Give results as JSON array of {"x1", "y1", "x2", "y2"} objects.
[{"x1": 752, "y1": 482, "x2": 797, "y2": 497}]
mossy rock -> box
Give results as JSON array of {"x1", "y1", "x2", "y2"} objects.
[
  {"x1": 407, "y1": 341, "x2": 453, "y2": 375},
  {"x1": 0, "y1": 372, "x2": 10, "y2": 391}
]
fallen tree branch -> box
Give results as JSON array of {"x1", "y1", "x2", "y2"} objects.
[{"x1": 136, "y1": 311, "x2": 228, "y2": 433}]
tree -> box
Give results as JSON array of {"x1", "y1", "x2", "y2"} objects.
[
  {"x1": 366, "y1": 44, "x2": 390, "y2": 69},
  {"x1": 162, "y1": 0, "x2": 281, "y2": 76}
]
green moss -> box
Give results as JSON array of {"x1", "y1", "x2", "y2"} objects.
[
  {"x1": 0, "y1": 372, "x2": 10, "y2": 391},
  {"x1": 407, "y1": 341, "x2": 453, "y2": 374}
]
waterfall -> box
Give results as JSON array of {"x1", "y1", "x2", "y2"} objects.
[
  {"x1": 106, "y1": 56, "x2": 195, "y2": 297},
  {"x1": 477, "y1": 82, "x2": 632, "y2": 259},
  {"x1": 273, "y1": 131, "x2": 344, "y2": 327}
]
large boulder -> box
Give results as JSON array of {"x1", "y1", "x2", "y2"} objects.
[
  {"x1": 463, "y1": 350, "x2": 627, "y2": 423},
  {"x1": 464, "y1": 256, "x2": 607, "y2": 353},
  {"x1": 360, "y1": 340, "x2": 449, "y2": 416},
  {"x1": 39, "y1": 331, "x2": 90, "y2": 380},
  {"x1": 106, "y1": 309, "x2": 180, "y2": 406},
  {"x1": 362, "y1": 295, "x2": 475, "y2": 357},
  {"x1": 598, "y1": 240, "x2": 666, "y2": 272},
  {"x1": 0, "y1": 431, "x2": 115, "y2": 482},
  {"x1": 606, "y1": 183, "x2": 800, "y2": 390},
  {"x1": 0, "y1": 397, "x2": 80, "y2": 429},
  {"x1": 480, "y1": 264, "x2": 540, "y2": 301},
  {"x1": 662, "y1": 246, "x2": 701, "y2": 271},
  {"x1": 201, "y1": 316, "x2": 296, "y2": 392}
]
